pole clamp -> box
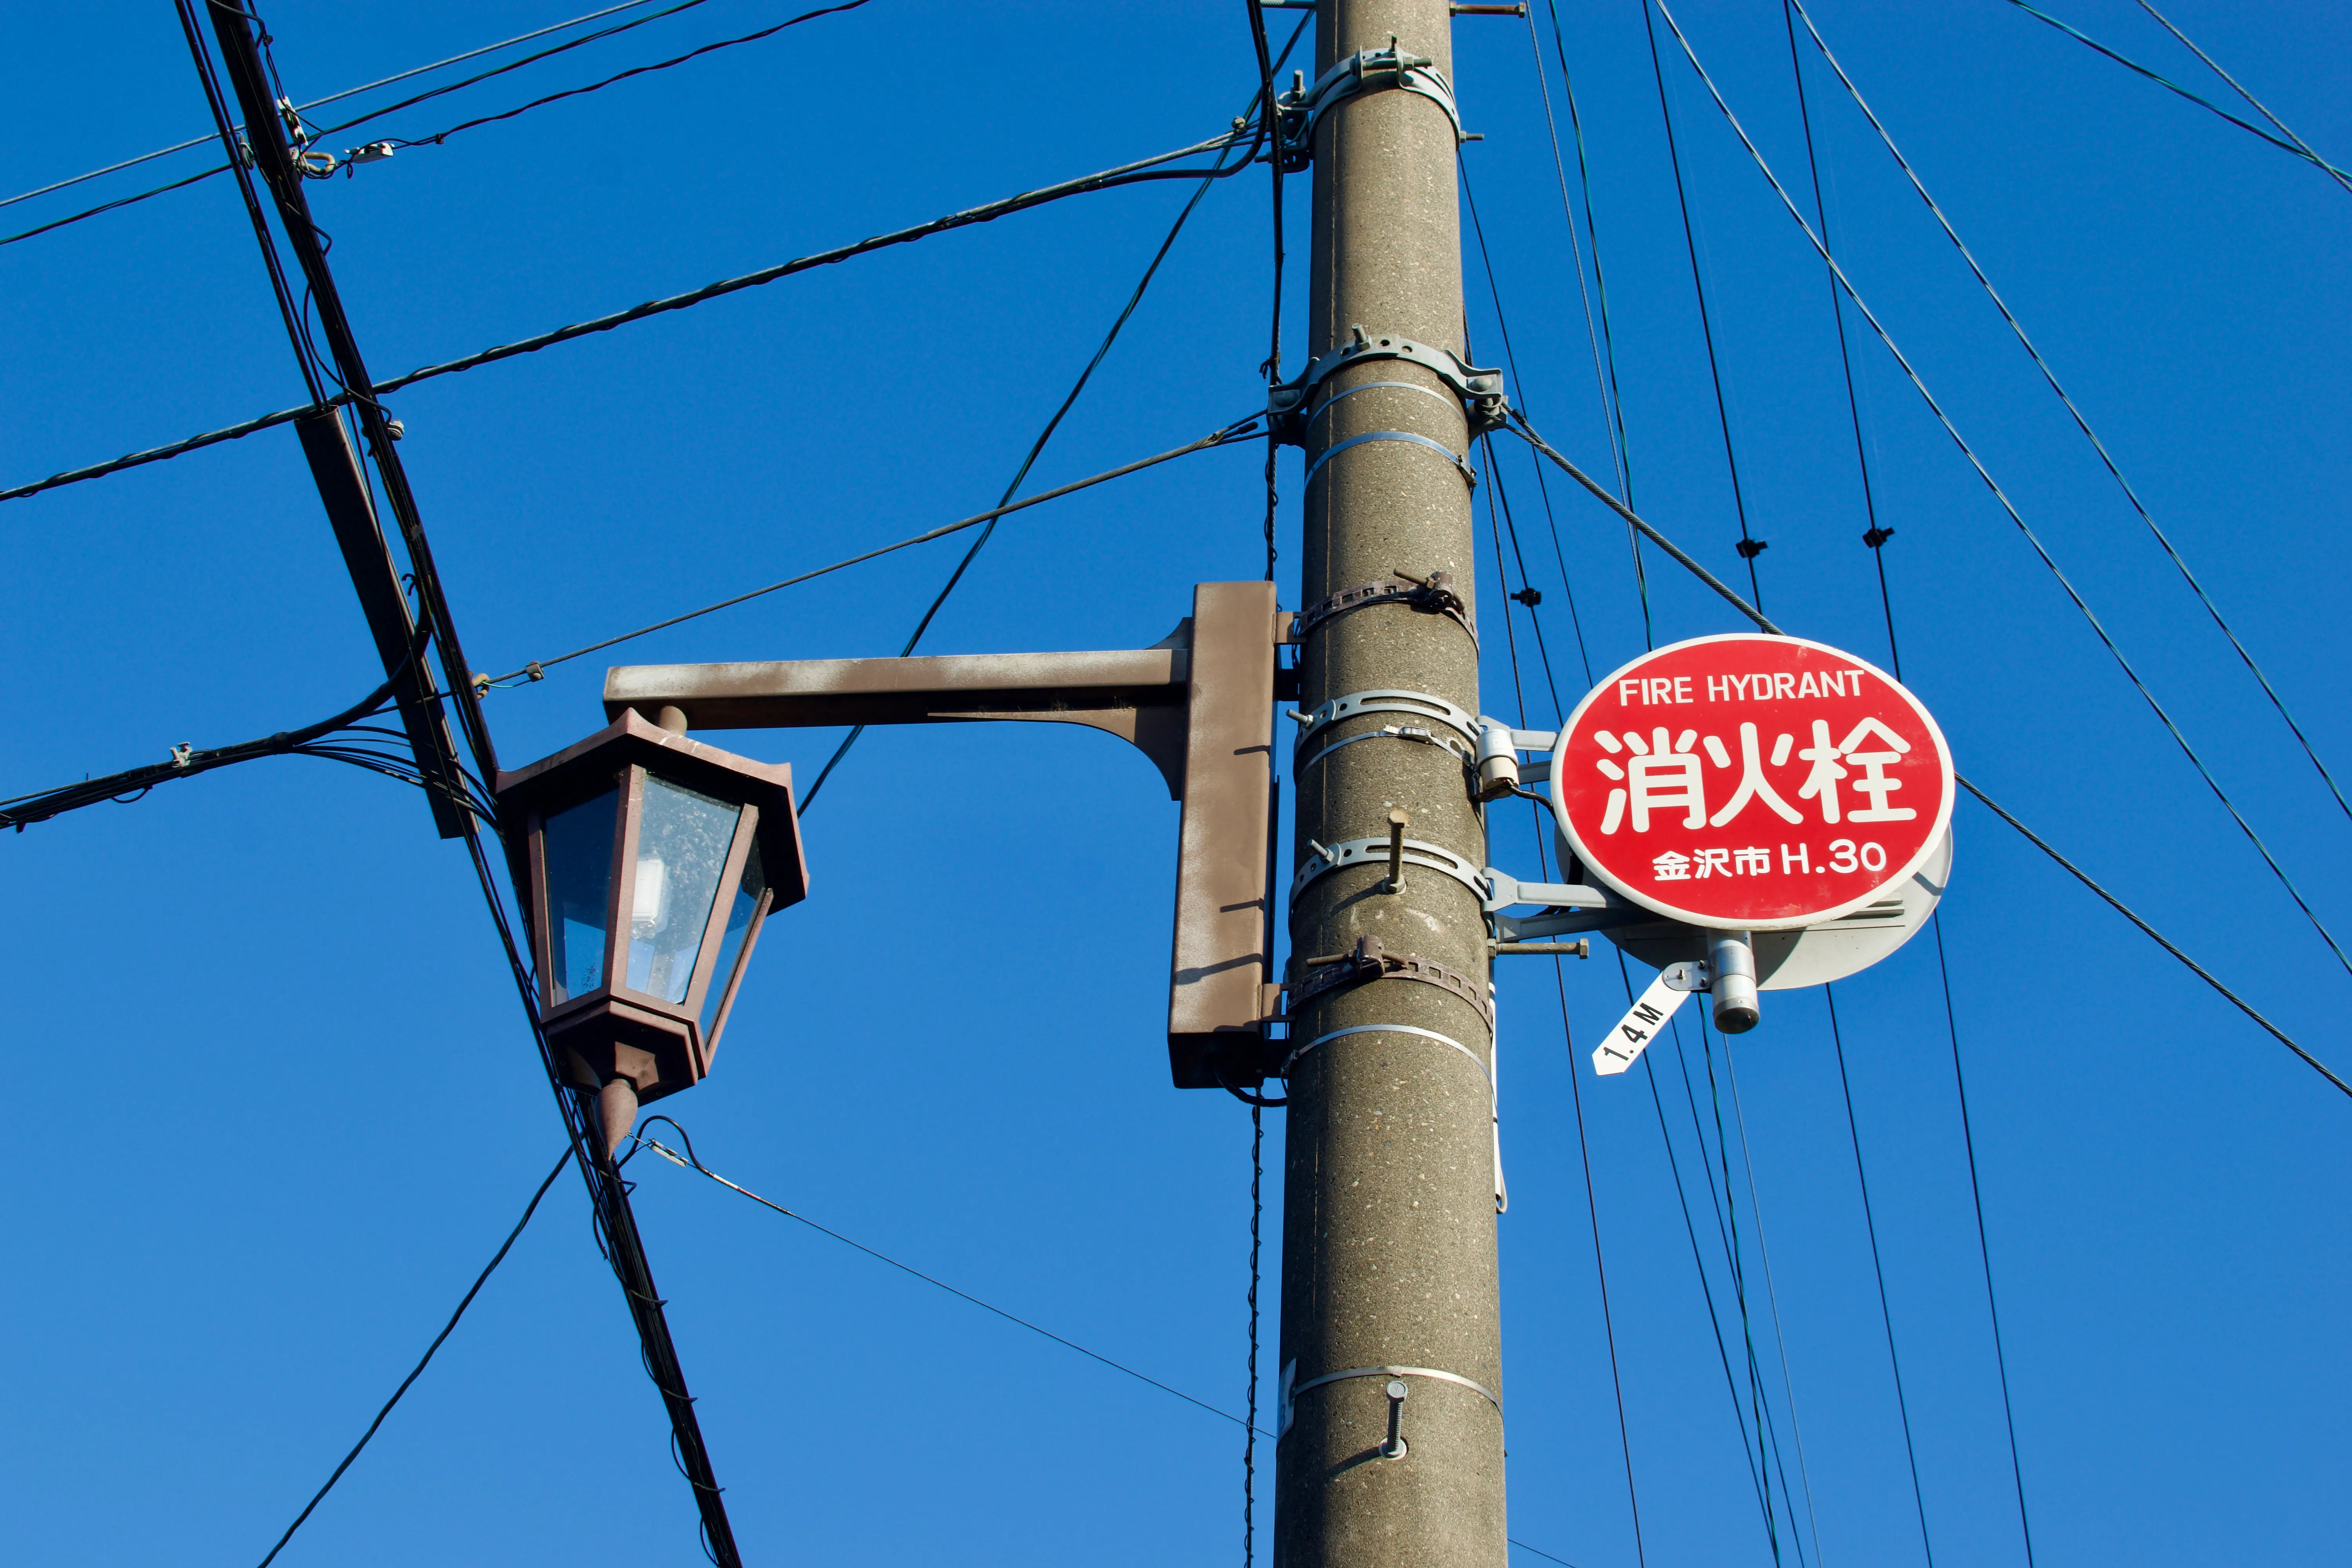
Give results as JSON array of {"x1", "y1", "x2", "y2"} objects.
[
  {"x1": 1290, "y1": 688, "x2": 1480, "y2": 758},
  {"x1": 1280, "y1": 935, "x2": 1495, "y2": 1027},
  {"x1": 1269, "y1": 325, "x2": 1506, "y2": 445},
  {"x1": 1292, "y1": 570, "x2": 1477, "y2": 650},
  {"x1": 1278, "y1": 1360, "x2": 1503, "y2": 1437},
  {"x1": 1291, "y1": 834, "x2": 1488, "y2": 910},
  {"x1": 1273, "y1": 40, "x2": 1470, "y2": 172}
]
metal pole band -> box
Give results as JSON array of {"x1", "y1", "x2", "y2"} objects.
[
  {"x1": 1283, "y1": 937, "x2": 1496, "y2": 1029},
  {"x1": 1266, "y1": 328, "x2": 1506, "y2": 443},
  {"x1": 1290, "y1": 688, "x2": 1482, "y2": 756},
  {"x1": 1282, "y1": 1021, "x2": 1491, "y2": 1083},
  {"x1": 1296, "y1": 722, "x2": 1471, "y2": 778},
  {"x1": 1289, "y1": 835, "x2": 1489, "y2": 911},
  {"x1": 1303, "y1": 429, "x2": 1478, "y2": 490},
  {"x1": 1292, "y1": 571, "x2": 1478, "y2": 650},
  {"x1": 1278, "y1": 1363, "x2": 1503, "y2": 1438},
  {"x1": 1275, "y1": 45, "x2": 1470, "y2": 171}
]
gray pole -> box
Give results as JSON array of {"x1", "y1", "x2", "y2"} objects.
[{"x1": 1278, "y1": 2, "x2": 1506, "y2": 1563}]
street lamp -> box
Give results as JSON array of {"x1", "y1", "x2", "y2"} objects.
[{"x1": 496, "y1": 709, "x2": 808, "y2": 1151}]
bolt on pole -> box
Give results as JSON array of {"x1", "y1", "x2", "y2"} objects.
[{"x1": 1278, "y1": 3, "x2": 1508, "y2": 1563}]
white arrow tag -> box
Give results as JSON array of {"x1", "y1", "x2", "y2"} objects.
[{"x1": 1593, "y1": 970, "x2": 1692, "y2": 1076}]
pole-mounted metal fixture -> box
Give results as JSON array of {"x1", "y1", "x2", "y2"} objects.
[{"x1": 495, "y1": 710, "x2": 810, "y2": 1151}]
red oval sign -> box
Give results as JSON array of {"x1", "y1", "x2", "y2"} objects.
[{"x1": 1550, "y1": 634, "x2": 1953, "y2": 931}]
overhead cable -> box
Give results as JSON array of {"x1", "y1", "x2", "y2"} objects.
[
  {"x1": 797, "y1": 47, "x2": 1297, "y2": 808},
  {"x1": 633, "y1": 1125, "x2": 1268, "y2": 1433},
  {"x1": 1509, "y1": 410, "x2": 2349, "y2": 1103},
  {"x1": 476, "y1": 412, "x2": 1264, "y2": 688},
  {"x1": 1789, "y1": 0, "x2": 2352, "y2": 827},
  {"x1": 2130, "y1": 0, "x2": 2352, "y2": 198},
  {"x1": 0, "y1": 125, "x2": 1258, "y2": 506},
  {"x1": 2000, "y1": 0, "x2": 2352, "y2": 187},
  {"x1": 0, "y1": 0, "x2": 668, "y2": 214},
  {"x1": 1646, "y1": 0, "x2": 2352, "y2": 984},
  {"x1": 252, "y1": 1147, "x2": 572, "y2": 1568}
]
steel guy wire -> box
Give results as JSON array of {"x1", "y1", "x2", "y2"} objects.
[
  {"x1": 1788, "y1": 0, "x2": 2352, "y2": 831},
  {"x1": 1823, "y1": 985, "x2": 1937, "y2": 1567},
  {"x1": 799, "y1": 57, "x2": 1287, "y2": 810},
  {"x1": 252, "y1": 1147, "x2": 572, "y2": 1568},
  {"x1": 474, "y1": 414, "x2": 1262, "y2": 689},
  {"x1": 0, "y1": 125, "x2": 1260, "y2": 504},
  {"x1": 1646, "y1": 0, "x2": 2352, "y2": 985},
  {"x1": 0, "y1": 0, "x2": 670, "y2": 213},
  {"x1": 2131, "y1": 0, "x2": 2352, "y2": 196},
  {"x1": 2000, "y1": 0, "x2": 2352, "y2": 187},
  {"x1": 1638, "y1": 0, "x2": 1768, "y2": 609}
]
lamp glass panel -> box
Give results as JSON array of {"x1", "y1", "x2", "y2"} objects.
[
  {"x1": 543, "y1": 786, "x2": 619, "y2": 1004},
  {"x1": 699, "y1": 837, "x2": 768, "y2": 1036},
  {"x1": 626, "y1": 775, "x2": 741, "y2": 1004}
]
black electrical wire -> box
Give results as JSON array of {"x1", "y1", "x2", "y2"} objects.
[
  {"x1": 797, "y1": 68, "x2": 1289, "y2": 810},
  {"x1": 0, "y1": 0, "x2": 870, "y2": 251},
  {"x1": 0, "y1": 126, "x2": 1258, "y2": 506},
  {"x1": 632, "y1": 1122, "x2": 1271, "y2": 1433},
  {"x1": 252, "y1": 1147, "x2": 571, "y2": 1568},
  {"x1": 2000, "y1": 0, "x2": 2352, "y2": 187},
  {"x1": 1514, "y1": 402, "x2": 2348, "y2": 1102},
  {"x1": 1788, "y1": 0, "x2": 2352, "y2": 830},
  {"x1": 1641, "y1": 0, "x2": 2352, "y2": 985},
  {"x1": 356, "y1": 0, "x2": 877, "y2": 157},
  {"x1": 1242, "y1": 1101, "x2": 1265, "y2": 1568},
  {"x1": 1244, "y1": 1, "x2": 1303, "y2": 583},
  {"x1": 1824, "y1": 985, "x2": 1937, "y2": 1566},
  {"x1": 1637, "y1": 0, "x2": 1767, "y2": 605},
  {"x1": 475, "y1": 412, "x2": 1263, "y2": 689}
]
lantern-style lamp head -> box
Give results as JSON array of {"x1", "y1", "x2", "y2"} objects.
[{"x1": 496, "y1": 710, "x2": 807, "y2": 1151}]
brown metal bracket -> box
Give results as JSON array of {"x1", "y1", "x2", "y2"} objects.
[{"x1": 602, "y1": 582, "x2": 1283, "y2": 1089}]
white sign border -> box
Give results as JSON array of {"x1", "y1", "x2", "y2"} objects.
[{"x1": 1550, "y1": 632, "x2": 1956, "y2": 933}]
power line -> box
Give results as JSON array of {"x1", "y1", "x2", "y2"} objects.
[
  {"x1": 0, "y1": 125, "x2": 1258, "y2": 506},
  {"x1": 2131, "y1": 0, "x2": 2352, "y2": 197},
  {"x1": 253, "y1": 1147, "x2": 571, "y2": 1568},
  {"x1": 1509, "y1": 410, "x2": 2349, "y2": 1103},
  {"x1": 475, "y1": 412, "x2": 1263, "y2": 689},
  {"x1": 1646, "y1": 0, "x2": 2352, "y2": 985},
  {"x1": 2000, "y1": 0, "x2": 2352, "y2": 186},
  {"x1": 633, "y1": 1125, "x2": 1269, "y2": 1434},
  {"x1": 797, "y1": 43, "x2": 1296, "y2": 809},
  {"x1": 1788, "y1": 0, "x2": 2352, "y2": 829},
  {"x1": 355, "y1": 0, "x2": 877, "y2": 158},
  {"x1": 0, "y1": 0, "x2": 671, "y2": 214}
]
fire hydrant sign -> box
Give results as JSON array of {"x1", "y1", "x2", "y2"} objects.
[{"x1": 1552, "y1": 634, "x2": 1953, "y2": 931}]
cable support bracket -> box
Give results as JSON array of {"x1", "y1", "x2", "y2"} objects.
[
  {"x1": 1277, "y1": 935, "x2": 1494, "y2": 1028},
  {"x1": 1273, "y1": 40, "x2": 1470, "y2": 173},
  {"x1": 1289, "y1": 688, "x2": 1480, "y2": 760},
  {"x1": 1291, "y1": 570, "x2": 1477, "y2": 650},
  {"x1": 1268, "y1": 325, "x2": 1506, "y2": 445},
  {"x1": 1290, "y1": 834, "x2": 1488, "y2": 910}
]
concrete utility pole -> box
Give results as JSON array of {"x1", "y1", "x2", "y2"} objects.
[{"x1": 1279, "y1": 2, "x2": 1505, "y2": 1563}]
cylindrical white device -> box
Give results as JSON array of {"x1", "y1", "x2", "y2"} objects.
[{"x1": 1475, "y1": 720, "x2": 1520, "y2": 802}]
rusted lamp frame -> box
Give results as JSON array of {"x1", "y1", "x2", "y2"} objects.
[{"x1": 495, "y1": 710, "x2": 809, "y2": 1136}]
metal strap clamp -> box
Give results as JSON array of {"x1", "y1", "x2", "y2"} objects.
[
  {"x1": 1290, "y1": 688, "x2": 1480, "y2": 757},
  {"x1": 1270, "y1": 325, "x2": 1505, "y2": 444},
  {"x1": 1281, "y1": 1023, "x2": 1507, "y2": 1215},
  {"x1": 1282, "y1": 936, "x2": 1495, "y2": 1028},
  {"x1": 1305, "y1": 428, "x2": 1478, "y2": 490},
  {"x1": 1274, "y1": 41, "x2": 1470, "y2": 172},
  {"x1": 1278, "y1": 1363, "x2": 1503, "y2": 1439},
  {"x1": 1292, "y1": 570, "x2": 1477, "y2": 650},
  {"x1": 1290, "y1": 835, "x2": 1488, "y2": 910}
]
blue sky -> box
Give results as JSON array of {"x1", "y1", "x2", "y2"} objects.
[{"x1": 3, "y1": 2, "x2": 2347, "y2": 1564}]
